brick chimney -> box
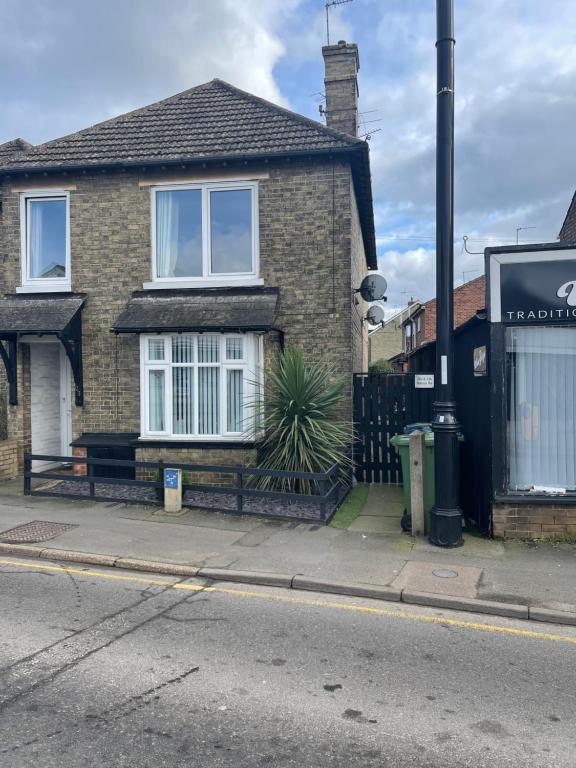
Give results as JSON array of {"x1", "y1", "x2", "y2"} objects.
[{"x1": 322, "y1": 40, "x2": 359, "y2": 137}]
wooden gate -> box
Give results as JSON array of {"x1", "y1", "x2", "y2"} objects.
[{"x1": 353, "y1": 373, "x2": 434, "y2": 483}]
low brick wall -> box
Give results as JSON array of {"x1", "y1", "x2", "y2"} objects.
[
  {"x1": 0, "y1": 438, "x2": 18, "y2": 481},
  {"x1": 135, "y1": 445, "x2": 258, "y2": 485},
  {"x1": 493, "y1": 503, "x2": 576, "y2": 539}
]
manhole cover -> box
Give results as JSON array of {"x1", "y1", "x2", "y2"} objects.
[
  {"x1": 432, "y1": 568, "x2": 458, "y2": 579},
  {"x1": 0, "y1": 520, "x2": 78, "y2": 543}
]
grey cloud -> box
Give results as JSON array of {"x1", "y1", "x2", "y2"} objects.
[{"x1": 0, "y1": 0, "x2": 291, "y2": 145}]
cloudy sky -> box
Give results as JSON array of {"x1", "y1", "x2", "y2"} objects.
[{"x1": 1, "y1": 0, "x2": 575, "y2": 308}]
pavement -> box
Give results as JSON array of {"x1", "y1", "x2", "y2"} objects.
[
  {"x1": 0, "y1": 479, "x2": 575, "y2": 626},
  {"x1": 1, "y1": 557, "x2": 575, "y2": 767}
]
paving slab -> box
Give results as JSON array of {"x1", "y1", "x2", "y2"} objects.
[
  {"x1": 349, "y1": 513, "x2": 402, "y2": 533},
  {"x1": 391, "y1": 560, "x2": 482, "y2": 598}
]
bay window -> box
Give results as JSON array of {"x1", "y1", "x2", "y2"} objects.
[
  {"x1": 506, "y1": 326, "x2": 576, "y2": 492},
  {"x1": 20, "y1": 191, "x2": 70, "y2": 291},
  {"x1": 140, "y1": 333, "x2": 262, "y2": 440},
  {"x1": 150, "y1": 181, "x2": 259, "y2": 285}
]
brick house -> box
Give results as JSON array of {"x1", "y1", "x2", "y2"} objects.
[
  {"x1": 368, "y1": 302, "x2": 419, "y2": 369},
  {"x1": 0, "y1": 41, "x2": 376, "y2": 477},
  {"x1": 401, "y1": 274, "x2": 485, "y2": 361}
]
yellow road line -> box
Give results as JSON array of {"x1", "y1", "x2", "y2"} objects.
[
  {"x1": 0, "y1": 558, "x2": 207, "y2": 590},
  {"x1": 2, "y1": 557, "x2": 575, "y2": 646}
]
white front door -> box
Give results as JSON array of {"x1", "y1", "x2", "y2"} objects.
[{"x1": 30, "y1": 343, "x2": 72, "y2": 467}]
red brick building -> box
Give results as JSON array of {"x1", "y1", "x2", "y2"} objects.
[{"x1": 402, "y1": 274, "x2": 485, "y2": 356}]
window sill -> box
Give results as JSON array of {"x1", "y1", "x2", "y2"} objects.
[
  {"x1": 494, "y1": 493, "x2": 576, "y2": 506},
  {"x1": 16, "y1": 283, "x2": 72, "y2": 294},
  {"x1": 134, "y1": 437, "x2": 261, "y2": 449},
  {"x1": 142, "y1": 277, "x2": 264, "y2": 290}
]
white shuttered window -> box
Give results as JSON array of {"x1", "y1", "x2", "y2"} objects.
[
  {"x1": 507, "y1": 326, "x2": 576, "y2": 491},
  {"x1": 140, "y1": 333, "x2": 261, "y2": 440}
]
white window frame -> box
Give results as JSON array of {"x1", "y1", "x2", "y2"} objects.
[
  {"x1": 18, "y1": 190, "x2": 71, "y2": 293},
  {"x1": 146, "y1": 180, "x2": 261, "y2": 289},
  {"x1": 139, "y1": 332, "x2": 263, "y2": 441}
]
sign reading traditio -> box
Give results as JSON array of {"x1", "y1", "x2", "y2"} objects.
[{"x1": 488, "y1": 246, "x2": 576, "y2": 324}]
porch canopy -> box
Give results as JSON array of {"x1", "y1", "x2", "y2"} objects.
[
  {"x1": 0, "y1": 293, "x2": 86, "y2": 406},
  {"x1": 112, "y1": 287, "x2": 279, "y2": 334}
]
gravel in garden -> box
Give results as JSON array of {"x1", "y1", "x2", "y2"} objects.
[{"x1": 34, "y1": 480, "x2": 336, "y2": 522}]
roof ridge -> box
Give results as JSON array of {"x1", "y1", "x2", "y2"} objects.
[{"x1": 210, "y1": 78, "x2": 364, "y2": 148}]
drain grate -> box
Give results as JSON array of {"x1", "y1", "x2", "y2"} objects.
[{"x1": 0, "y1": 520, "x2": 78, "y2": 543}]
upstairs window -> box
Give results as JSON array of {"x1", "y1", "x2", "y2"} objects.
[
  {"x1": 151, "y1": 181, "x2": 258, "y2": 283},
  {"x1": 20, "y1": 191, "x2": 70, "y2": 290}
]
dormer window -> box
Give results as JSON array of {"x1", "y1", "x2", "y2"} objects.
[
  {"x1": 20, "y1": 191, "x2": 70, "y2": 292},
  {"x1": 149, "y1": 181, "x2": 260, "y2": 288}
]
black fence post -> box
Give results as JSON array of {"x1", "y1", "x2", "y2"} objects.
[
  {"x1": 23, "y1": 453, "x2": 31, "y2": 495},
  {"x1": 87, "y1": 457, "x2": 95, "y2": 498},
  {"x1": 158, "y1": 459, "x2": 164, "y2": 505},
  {"x1": 236, "y1": 471, "x2": 244, "y2": 514},
  {"x1": 319, "y1": 474, "x2": 328, "y2": 521}
]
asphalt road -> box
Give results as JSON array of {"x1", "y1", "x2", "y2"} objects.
[{"x1": 0, "y1": 557, "x2": 574, "y2": 767}]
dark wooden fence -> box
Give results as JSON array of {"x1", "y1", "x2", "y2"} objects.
[
  {"x1": 24, "y1": 453, "x2": 341, "y2": 524},
  {"x1": 353, "y1": 373, "x2": 434, "y2": 483}
]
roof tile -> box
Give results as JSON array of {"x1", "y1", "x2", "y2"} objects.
[{"x1": 0, "y1": 80, "x2": 361, "y2": 172}]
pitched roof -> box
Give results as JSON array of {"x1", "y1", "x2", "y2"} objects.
[
  {"x1": 0, "y1": 79, "x2": 362, "y2": 171},
  {"x1": 0, "y1": 79, "x2": 377, "y2": 268},
  {"x1": 0, "y1": 293, "x2": 85, "y2": 335},
  {"x1": 0, "y1": 138, "x2": 33, "y2": 161},
  {"x1": 559, "y1": 190, "x2": 576, "y2": 242},
  {"x1": 113, "y1": 287, "x2": 278, "y2": 334}
]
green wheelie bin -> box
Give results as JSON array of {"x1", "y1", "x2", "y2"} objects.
[
  {"x1": 390, "y1": 430, "x2": 435, "y2": 531},
  {"x1": 391, "y1": 427, "x2": 463, "y2": 533}
]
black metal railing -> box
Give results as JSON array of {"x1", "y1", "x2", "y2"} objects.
[{"x1": 23, "y1": 453, "x2": 342, "y2": 523}]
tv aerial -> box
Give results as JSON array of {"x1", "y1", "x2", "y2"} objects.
[
  {"x1": 325, "y1": 0, "x2": 355, "y2": 45},
  {"x1": 356, "y1": 273, "x2": 388, "y2": 303}
]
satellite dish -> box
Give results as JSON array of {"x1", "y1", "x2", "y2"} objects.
[
  {"x1": 359, "y1": 273, "x2": 387, "y2": 302},
  {"x1": 366, "y1": 304, "x2": 385, "y2": 326}
]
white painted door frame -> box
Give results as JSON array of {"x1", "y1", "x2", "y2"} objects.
[
  {"x1": 25, "y1": 337, "x2": 73, "y2": 461},
  {"x1": 59, "y1": 345, "x2": 72, "y2": 457}
]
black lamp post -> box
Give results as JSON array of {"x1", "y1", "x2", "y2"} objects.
[{"x1": 429, "y1": 0, "x2": 463, "y2": 547}]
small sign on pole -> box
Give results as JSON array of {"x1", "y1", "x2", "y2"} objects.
[
  {"x1": 415, "y1": 374, "x2": 434, "y2": 389},
  {"x1": 164, "y1": 468, "x2": 182, "y2": 513}
]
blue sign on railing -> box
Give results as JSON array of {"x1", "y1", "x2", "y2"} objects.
[{"x1": 164, "y1": 469, "x2": 180, "y2": 489}]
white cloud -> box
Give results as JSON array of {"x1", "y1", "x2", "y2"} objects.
[
  {"x1": 0, "y1": 0, "x2": 574, "y2": 309},
  {"x1": 0, "y1": 0, "x2": 298, "y2": 144}
]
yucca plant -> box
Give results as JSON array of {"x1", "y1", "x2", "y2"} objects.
[{"x1": 254, "y1": 346, "x2": 353, "y2": 493}]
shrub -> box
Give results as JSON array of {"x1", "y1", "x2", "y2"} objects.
[
  {"x1": 255, "y1": 347, "x2": 353, "y2": 493},
  {"x1": 369, "y1": 358, "x2": 395, "y2": 374}
]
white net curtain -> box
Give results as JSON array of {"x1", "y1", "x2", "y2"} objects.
[{"x1": 507, "y1": 326, "x2": 576, "y2": 491}]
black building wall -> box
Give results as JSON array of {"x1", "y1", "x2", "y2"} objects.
[{"x1": 408, "y1": 318, "x2": 492, "y2": 533}]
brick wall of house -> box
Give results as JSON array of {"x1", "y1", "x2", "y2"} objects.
[
  {"x1": 0, "y1": 155, "x2": 364, "y2": 466},
  {"x1": 404, "y1": 275, "x2": 486, "y2": 352},
  {"x1": 350, "y1": 179, "x2": 368, "y2": 374},
  {"x1": 559, "y1": 192, "x2": 576, "y2": 242},
  {"x1": 0, "y1": 438, "x2": 18, "y2": 480},
  {"x1": 493, "y1": 503, "x2": 576, "y2": 539},
  {"x1": 369, "y1": 322, "x2": 402, "y2": 364},
  {"x1": 135, "y1": 445, "x2": 258, "y2": 485}
]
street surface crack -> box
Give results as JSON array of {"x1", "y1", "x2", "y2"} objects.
[{"x1": 0, "y1": 580, "x2": 207, "y2": 712}]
